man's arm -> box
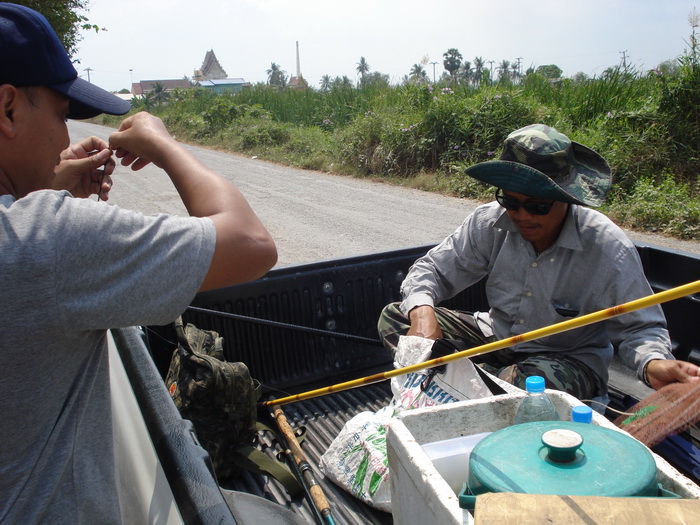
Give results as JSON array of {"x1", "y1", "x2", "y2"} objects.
[
  {"x1": 407, "y1": 305, "x2": 443, "y2": 339},
  {"x1": 399, "y1": 209, "x2": 490, "y2": 338},
  {"x1": 108, "y1": 112, "x2": 277, "y2": 291}
]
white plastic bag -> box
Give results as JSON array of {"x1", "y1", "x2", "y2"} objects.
[
  {"x1": 319, "y1": 405, "x2": 396, "y2": 511},
  {"x1": 319, "y1": 336, "x2": 492, "y2": 512},
  {"x1": 390, "y1": 336, "x2": 492, "y2": 410}
]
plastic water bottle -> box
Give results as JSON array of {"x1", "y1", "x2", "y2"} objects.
[
  {"x1": 571, "y1": 405, "x2": 593, "y2": 423},
  {"x1": 513, "y1": 376, "x2": 560, "y2": 424}
]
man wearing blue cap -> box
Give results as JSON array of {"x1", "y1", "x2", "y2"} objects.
[
  {"x1": 378, "y1": 124, "x2": 700, "y2": 403},
  {"x1": 0, "y1": 4, "x2": 277, "y2": 524}
]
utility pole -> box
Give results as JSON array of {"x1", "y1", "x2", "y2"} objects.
[
  {"x1": 620, "y1": 50, "x2": 629, "y2": 72},
  {"x1": 430, "y1": 61, "x2": 438, "y2": 83},
  {"x1": 487, "y1": 60, "x2": 495, "y2": 81},
  {"x1": 83, "y1": 67, "x2": 92, "y2": 83}
]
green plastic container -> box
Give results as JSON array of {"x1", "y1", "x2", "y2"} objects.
[{"x1": 461, "y1": 421, "x2": 659, "y2": 506}]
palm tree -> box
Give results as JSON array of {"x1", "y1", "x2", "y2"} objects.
[
  {"x1": 332, "y1": 75, "x2": 353, "y2": 89},
  {"x1": 409, "y1": 63, "x2": 429, "y2": 84},
  {"x1": 266, "y1": 62, "x2": 287, "y2": 87},
  {"x1": 140, "y1": 91, "x2": 155, "y2": 112},
  {"x1": 443, "y1": 48, "x2": 462, "y2": 81},
  {"x1": 319, "y1": 75, "x2": 332, "y2": 92},
  {"x1": 459, "y1": 61, "x2": 473, "y2": 85},
  {"x1": 356, "y1": 57, "x2": 370, "y2": 76},
  {"x1": 356, "y1": 57, "x2": 370, "y2": 86},
  {"x1": 498, "y1": 59, "x2": 511, "y2": 83},
  {"x1": 473, "y1": 56, "x2": 485, "y2": 86},
  {"x1": 151, "y1": 82, "x2": 169, "y2": 107},
  {"x1": 511, "y1": 61, "x2": 521, "y2": 83}
]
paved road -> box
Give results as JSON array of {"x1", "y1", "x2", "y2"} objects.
[{"x1": 68, "y1": 120, "x2": 700, "y2": 266}]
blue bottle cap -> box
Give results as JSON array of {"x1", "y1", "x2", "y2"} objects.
[
  {"x1": 524, "y1": 375, "x2": 545, "y2": 393},
  {"x1": 572, "y1": 405, "x2": 593, "y2": 423}
]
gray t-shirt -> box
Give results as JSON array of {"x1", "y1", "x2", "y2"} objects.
[{"x1": 0, "y1": 190, "x2": 216, "y2": 524}]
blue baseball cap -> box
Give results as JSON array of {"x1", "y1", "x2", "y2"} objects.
[{"x1": 0, "y1": 3, "x2": 130, "y2": 119}]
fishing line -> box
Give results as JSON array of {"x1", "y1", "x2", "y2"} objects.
[
  {"x1": 96, "y1": 171, "x2": 105, "y2": 201},
  {"x1": 143, "y1": 326, "x2": 176, "y2": 347},
  {"x1": 581, "y1": 399, "x2": 635, "y2": 416},
  {"x1": 186, "y1": 305, "x2": 384, "y2": 346}
]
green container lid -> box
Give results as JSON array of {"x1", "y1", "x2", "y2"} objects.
[{"x1": 468, "y1": 421, "x2": 658, "y2": 497}]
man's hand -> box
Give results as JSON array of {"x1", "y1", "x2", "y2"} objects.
[
  {"x1": 109, "y1": 112, "x2": 176, "y2": 171},
  {"x1": 645, "y1": 359, "x2": 700, "y2": 390},
  {"x1": 407, "y1": 305, "x2": 443, "y2": 340},
  {"x1": 53, "y1": 137, "x2": 115, "y2": 200}
]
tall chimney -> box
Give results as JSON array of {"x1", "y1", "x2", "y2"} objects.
[{"x1": 296, "y1": 41, "x2": 301, "y2": 78}]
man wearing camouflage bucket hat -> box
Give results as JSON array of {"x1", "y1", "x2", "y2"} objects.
[{"x1": 378, "y1": 124, "x2": 700, "y2": 405}]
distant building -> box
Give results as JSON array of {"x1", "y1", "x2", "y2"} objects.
[
  {"x1": 288, "y1": 41, "x2": 308, "y2": 90},
  {"x1": 194, "y1": 50, "x2": 228, "y2": 82},
  {"x1": 131, "y1": 79, "x2": 191, "y2": 95},
  {"x1": 288, "y1": 75, "x2": 308, "y2": 90},
  {"x1": 199, "y1": 78, "x2": 251, "y2": 94},
  {"x1": 131, "y1": 50, "x2": 246, "y2": 97}
]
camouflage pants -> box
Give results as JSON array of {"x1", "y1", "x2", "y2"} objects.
[{"x1": 377, "y1": 302, "x2": 601, "y2": 399}]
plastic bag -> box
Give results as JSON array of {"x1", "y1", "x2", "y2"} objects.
[{"x1": 320, "y1": 336, "x2": 492, "y2": 512}]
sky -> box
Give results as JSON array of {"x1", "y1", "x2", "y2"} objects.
[{"x1": 75, "y1": 0, "x2": 699, "y2": 93}]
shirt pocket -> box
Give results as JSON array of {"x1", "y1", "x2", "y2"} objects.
[{"x1": 552, "y1": 300, "x2": 580, "y2": 318}]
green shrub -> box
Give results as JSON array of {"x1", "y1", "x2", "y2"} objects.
[
  {"x1": 574, "y1": 112, "x2": 672, "y2": 193},
  {"x1": 459, "y1": 89, "x2": 537, "y2": 157},
  {"x1": 280, "y1": 126, "x2": 337, "y2": 171},
  {"x1": 441, "y1": 162, "x2": 494, "y2": 200},
  {"x1": 522, "y1": 68, "x2": 658, "y2": 127},
  {"x1": 235, "y1": 119, "x2": 292, "y2": 149},
  {"x1": 338, "y1": 108, "x2": 426, "y2": 175},
  {"x1": 339, "y1": 87, "x2": 536, "y2": 177},
  {"x1": 606, "y1": 174, "x2": 700, "y2": 238},
  {"x1": 657, "y1": 61, "x2": 700, "y2": 177}
]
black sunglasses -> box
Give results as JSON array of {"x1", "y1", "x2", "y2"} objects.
[{"x1": 495, "y1": 189, "x2": 556, "y2": 216}]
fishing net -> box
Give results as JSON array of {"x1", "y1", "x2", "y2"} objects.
[{"x1": 614, "y1": 380, "x2": 700, "y2": 447}]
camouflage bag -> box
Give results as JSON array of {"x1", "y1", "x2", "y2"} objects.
[{"x1": 165, "y1": 317, "x2": 301, "y2": 494}]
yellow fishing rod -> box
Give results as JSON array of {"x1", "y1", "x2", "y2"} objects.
[{"x1": 261, "y1": 279, "x2": 700, "y2": 408}]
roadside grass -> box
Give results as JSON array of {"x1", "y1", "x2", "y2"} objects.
[
  {"x1": 605, "y1": 175, "x2": 700, "y2": 239},
  {"x1": 99, "y1": 65, "x2": 700, "y2": 240}
]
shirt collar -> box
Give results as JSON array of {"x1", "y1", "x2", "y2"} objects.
[{"x1": 492, "y1": 202, "x2": 583, "y2": 252}]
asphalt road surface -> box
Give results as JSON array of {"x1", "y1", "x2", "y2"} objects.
[{"x1": 68, "y1": 119, "x2": 700, "y2": 267}]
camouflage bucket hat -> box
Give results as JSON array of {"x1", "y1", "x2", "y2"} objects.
[{"x1": 465, "y1": 124, "x2": 612, "y2": 207}]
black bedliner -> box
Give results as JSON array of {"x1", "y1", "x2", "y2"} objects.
[
  {"x1": 225, "y1": 386, "x2": 395, "y2": 525},
  {"x1": 123, "y1": 242, "x2": 700, "y2": 524}
]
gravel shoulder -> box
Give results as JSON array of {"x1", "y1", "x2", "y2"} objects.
[{"x1": 69, "y1": 120, "x2": 700, "y2": 266}]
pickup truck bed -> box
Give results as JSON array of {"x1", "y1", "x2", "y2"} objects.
[{"x1": 125, "y1": 242, "x2": 700, "y2": 524}]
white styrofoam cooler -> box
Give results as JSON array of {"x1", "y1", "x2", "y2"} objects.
[{"x1": 386, "y1": 388, "x2": 700, "y2": 525}]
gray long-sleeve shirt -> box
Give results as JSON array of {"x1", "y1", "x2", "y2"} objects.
[{"x1": 400, "y1": 201, "x2": 673, "y2": 392}]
